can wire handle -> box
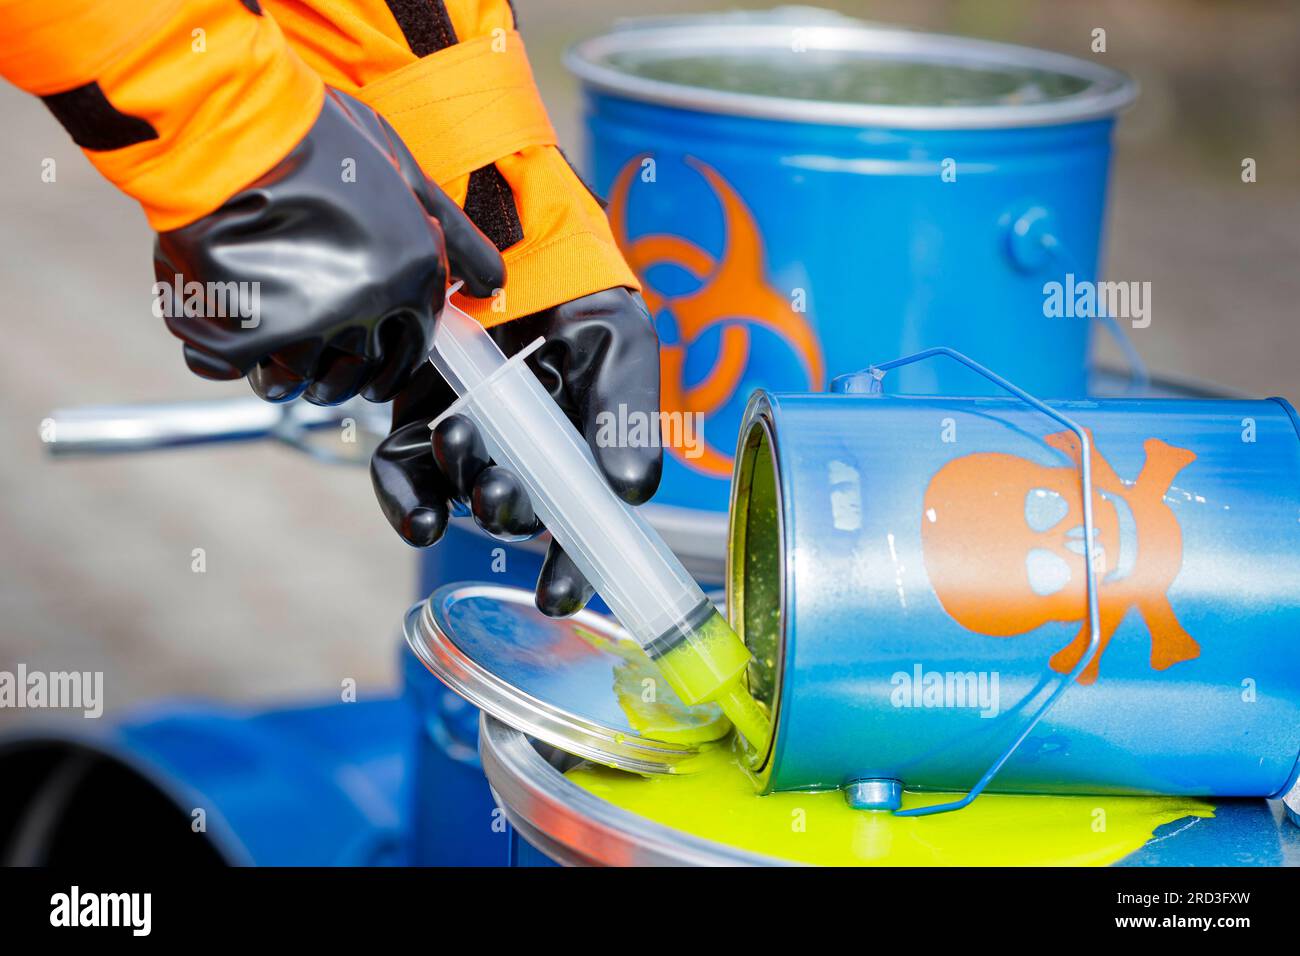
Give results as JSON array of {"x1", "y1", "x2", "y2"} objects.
[
  {"x1": 1008, "y1": 205, "x2": 1149, "y2": 394},
  {"x1": 863, "y1": 347, "x2": 1103, "y2": 817},
  {"x1": 1046, "y1": 232, "x2": 1149, "y2": 395}
]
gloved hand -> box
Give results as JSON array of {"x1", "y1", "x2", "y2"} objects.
[
  {"x1": 371, "y1": 287, "x2": 662, "y2": 616},
  {"x1": 154, "y1": 89, "x2": 504, "y2": 405}
]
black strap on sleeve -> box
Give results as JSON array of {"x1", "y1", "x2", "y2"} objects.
[
  {"x1": 463, "y1": 164, "x2": 525, "y2": 250},
  {"x1": 40, "y1": 82, "x2": 159, "y2": 152},
  {"x1": 384, "y1": 0, "x2": 457, "y2": 56},
  {"x1": 383, "y1": 0, "x2": 526, "y2": 252}
]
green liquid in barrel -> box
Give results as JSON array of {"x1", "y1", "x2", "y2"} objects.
[{"x1": 605, "y1": 50, "x2": 1090, "y2": 107}]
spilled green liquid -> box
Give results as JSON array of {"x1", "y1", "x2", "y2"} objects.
[
  {"x1": 605, "y1": 50, "x2": 1091, "y2": 107},
  {"x1": 566, "y1": 746, "x2": 1214, "y2": 866}
]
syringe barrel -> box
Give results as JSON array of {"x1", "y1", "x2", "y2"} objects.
[{"x1": 429, "y1": 297, "x2": 708, "y2": 653}]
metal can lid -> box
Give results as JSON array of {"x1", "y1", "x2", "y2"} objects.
[{"x1": 403, "y1": 583, "x2": 732, "y2": 774}]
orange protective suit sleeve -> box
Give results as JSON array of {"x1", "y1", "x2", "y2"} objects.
[
  {"x1": 263, "y1": 0, "x2": 639, "y2": 327},
  {"x1": 0, "y1": 0, "x2": 325, "y2": 231}
]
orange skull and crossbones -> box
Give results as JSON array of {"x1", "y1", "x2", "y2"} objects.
[{"x1": 921, "y1": 430, "x2": 1200, "y2": 684}]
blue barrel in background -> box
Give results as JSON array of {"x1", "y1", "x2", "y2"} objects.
[
  {"x1": 568, "y1": 13, "x2": 1138, "y2": 514},
  {"x1": 0, "y1": 697, "x2": 409, "y2": 866},
  {"x1": 728, "y1": 388, "x2": 1300, "y2": 802},
  {"x1": 411, "y1": 524, "x2": 545, "y2": 865}
]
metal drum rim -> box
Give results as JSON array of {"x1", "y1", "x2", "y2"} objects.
[
  {"x1": 479, "y1": 714, "x2": 792, "y2": 866},
  {"x1": 566, "y1": 22, "x2": 1139, "y2": 130}
]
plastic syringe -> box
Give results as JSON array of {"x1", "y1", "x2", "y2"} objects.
[{"x1": 428, "y1": 287, "x2": 770, "y2": 753}]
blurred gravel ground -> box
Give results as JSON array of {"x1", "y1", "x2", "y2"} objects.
[{"x1": 0, "y1": 0, "x2": 1296, "y2": 729}]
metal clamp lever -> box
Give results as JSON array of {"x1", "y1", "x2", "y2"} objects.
[
  {"x1": 863, "y1": 347, "x2": 1103, "y2": 817},
  {"x1": 40, "y1": 396, "x2": 388, "y2": 465}
]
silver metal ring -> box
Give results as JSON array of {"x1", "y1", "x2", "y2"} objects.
[
  {"x1": 567, "y1": 22, "x2": 1138, "y2": 129},
  {"x1": 479, "y1": 714, "x2": 790, "y2": 866}
]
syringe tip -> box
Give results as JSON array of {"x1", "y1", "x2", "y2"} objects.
[{"x1": 718, "y1": 681, "x2": 771, "y2": 756}]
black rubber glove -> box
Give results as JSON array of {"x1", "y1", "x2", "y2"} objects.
[
  {"x1": 154, "y1": 89, "x2": 504, "y2": 405},
  {"x1": 371, "y1": 287, "x2": 662, "y2": 616}
]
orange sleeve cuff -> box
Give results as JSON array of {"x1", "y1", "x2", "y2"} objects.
[
  {"x1": 269, "y1": 0, "x2": 638, "y2": 325},
  {"x1": 451, "y1": 147, "x2": 640, "y2": 328},
  {"x1": 0, "y1": 0, "x2": 182, "y2": 95},
  {"x1": 2, "y1": 0, "x2": 325, "y2": 231}
]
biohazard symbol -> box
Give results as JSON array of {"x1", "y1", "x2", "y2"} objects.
[
  {"x1": 610, "y1": 155, "x2": 825, "y2": 477},
  {"x1": 921, "y1": 430, "x2": 1200, "y2": 684}
]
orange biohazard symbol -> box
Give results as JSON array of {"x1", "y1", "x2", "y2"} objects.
[
  {"x1": 610, "y1": 155, "x2": 825, "y2": 477},
  {"x1": 921, "y1": 430, "x2": 1200, "y2": 684}
]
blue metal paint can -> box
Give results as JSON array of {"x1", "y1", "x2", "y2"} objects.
[
  {"x1": 568, "y1": 13, "x2": 1138, "y2": 514},
  {"x1": 728, "y1": 384, "x2": 1300, "y2": 805}
]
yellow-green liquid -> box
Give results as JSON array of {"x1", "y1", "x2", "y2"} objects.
[
  {"x1": 653, "y1": 608, "x2": 771, "y2": 753},
  {"x1": 572, "y1": 623, "x2": 731, "y2": 746},
  {"x1": 566, "y1": 746, "x2": 1214, "y2": 866}
]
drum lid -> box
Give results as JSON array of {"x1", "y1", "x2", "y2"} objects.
[{"x1": 403, "y1": 583, "x2": 732, "y2": 774}]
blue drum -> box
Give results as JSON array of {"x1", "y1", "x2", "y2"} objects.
[
  {"x1": 409, "y1": 524, "x2": 545, "y2": 865},
  {"x1": 728, "y1": 374, "x2": 1300, "y2": 808},
  {"x1": 568, "y1": 13, "x2": 1139, "y2": 513}
]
